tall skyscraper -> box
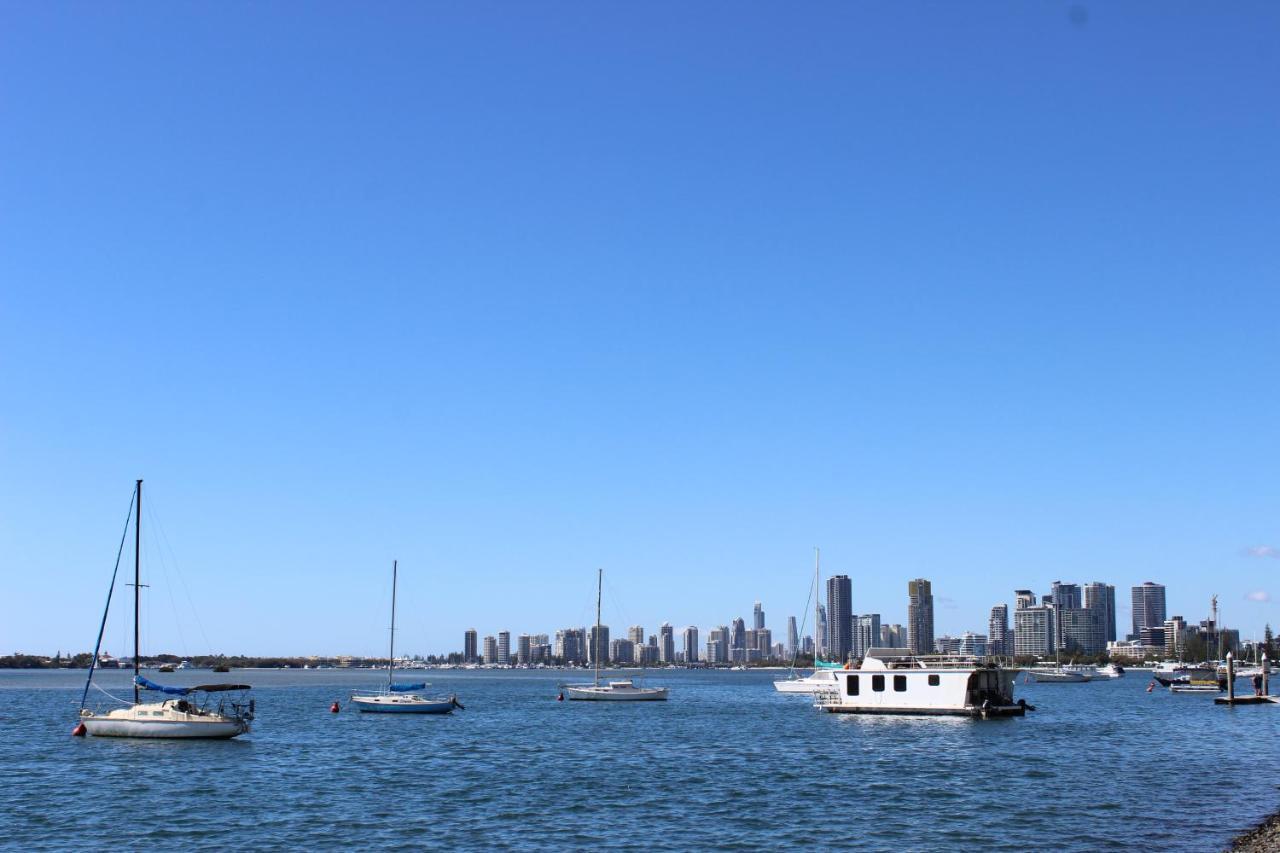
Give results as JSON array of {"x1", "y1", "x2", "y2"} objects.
[
  {"x1": 1015, "y1": 590, "x2": 1036, "y2": 610},
  {"x1": 1014, "y1": 605, "x2": 1054, "y2": 657},
  {"x1": 816, "y1": 604, "x2": 827, "y2": 658},
  {"x1": 628, "y1": 625, "x2": 645, "y2": 646},
  {"x1": 753, "y1": 601, "x2": 765, "y2": 630},
  {"x1": 497, "y1": 631, "x2": 511, "y2": 665},
  {"x1": 907, "y1": 578, "x2": 934, "y2": 655},
  {"x1": 730, "y1": 617, "x2": 746, "y2": 662},
  {"x1": 826, "y1": 575, "x2": 853, "y2": 663},
  {"x1": 589, "y1": 625, "x2": 610, "y2": 664},
  {"x1": 463, "y1": 629, "x2": 478, "y2": 664},
  {"x1": 1083, "y1": 582, "x2": 1116, "y2": 644},
  {"x1": 988, "y1": 604, "x2": 1008, "y2": 656},
  {"x1": 659, "y1": 623, "x2": 675, "y2": 663},
  {"x1": 1050, "y1": 581, "x2": 1082, "y2": 651},
  {"x1": 1131, "y1": 582, "x2": 1167, "y2": 640},
  {"x1": 786, "y1": 616, "x2": 798, "y2": 656},
  {"x1": 682, "y1": 626, "x2": 699, "y2": 663},
  {"x1": 517, "y1": 634, "x2": 531, "y2": 665},
  {"x1": 483, "y1": 635, "x2": 497, "y2": 664},
  {"x1": 880, "y1": 624, "x2": 905, "y2": 648}
]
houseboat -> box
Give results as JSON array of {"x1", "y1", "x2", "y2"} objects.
[{"x1": 813, "y1": 648, "x2": 1027, "y2": 718}]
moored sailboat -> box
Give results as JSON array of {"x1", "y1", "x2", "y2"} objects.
[
  {"x1": 563, "y1": 569, "x2": 668, "y2": 701},
  {"x1": 76, "y1": 480, "x2": 255, "y2": 739},
  {"x1": 775, "y1": 547, "x2": 848, "y2": 694},
  {"x1": 351, "y1": 560, "x2": 461, "y2": 714}
]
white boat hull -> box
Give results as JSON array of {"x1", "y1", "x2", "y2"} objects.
[
  {"x1": 564, "y1": 685, "x2": 668, "y2": 701},
  {"x1": 816, "y1": 651, "x2": 1025, "y2": 718},
  {"x1": 774, "y1": 670, "x2": 842, "y2": 693},
  {"x1": 1026, "y1": 669, "x2": 1090, "y2": 683},
  {"x1": 351, "y1": 693, "x2": 456, "y2": 714},
  {"x1": 81, "y1": 704, "x2": 248, "y2": 739}
]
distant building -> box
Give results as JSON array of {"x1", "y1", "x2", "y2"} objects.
[
  {"x1": 610, "y1": 638, "x2": 635, "y2": 664},
  {"x1": 907, "y1": 578, "x2": 934, "y2": 655},
  {"x1": 659, "y1": 623, "x2": 675, "y2": 663},
  {"x1": 517, "y1": 634, "x2": 531, "y2": 665},
  {"x1": 628, "y1": 625, "x2": 645, "y2": 646},
  {"x1": 463, "y1": 629, "x2": 478, "y2": 664},
  {"x1": 706, "y1": 628, "x2": 727, "y2": 664},
  {"x1": 753, "y1": 601, "x2": 765, "y2": 631},
  {"x1": 1131, "y1": 582, "x2": 1167, "y2": 640},
  {"x1": 730, "y1": 618, "x2": 747, "y2": 662},
  {"x1": 879, "y1": 624, "x2": 905, "y2": 648},
  {"x1": 755, "y1": 628, "x2": 772, "y2": 660},
  {"x1": 683, "y1": 626, "x2": 699, "y2": 663},
  {"x1": 816, "y1": 604, "x2": 827, "y2": 658},
  {"x1": 497, "y1": 631, "x2": 510, "y2": 665},
  {"x1": 1015, "y1": 590, "x2": 1036, "y2": 610},
  {"x1": 1014, "y1": 605, "x2": 1054, "y2": 657},
  {"x1": 827, "y1": 575, "x2": 853, "y2": 663},
  {"x1": 557, "y1": 628, "x2": 585, "y2": 664},
  {"x1": 853, "y1": 613, "x2": 880, "y2": 659},
  {"x1": 588, "y1": 625, "x2": 610, "y2": 665},
  {"x1": 636, "y1": 644, "x2": 659, "y2": 666},
  {"x1": 483, "y1": 635, "x2": 497, "y2": 665},
  {"x1": 1059, "y1": 607, "x2": 1105, "y2": 655},
  {"x1": 988, "y1": 605, "x2": 1009, "y2": 656},
  {"x1": 958, "y1": 632, "x2": 988, "y2": 656},
  {"x1": 786, "y1": 616, "x2": 798, "y2": 657},
  {"x1": 1082, "y1": 582, "x2": 1116, "y2": 644}
]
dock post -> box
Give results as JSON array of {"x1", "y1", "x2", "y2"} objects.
[
  {"x1": 1226, "y1": 653, "x2": 1234, "y2": 703},
  {"x1": 1264, "y1": 653, "x2": 1270, "y2": 696}
]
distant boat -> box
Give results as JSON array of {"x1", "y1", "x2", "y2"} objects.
[
  {"x1": 563, "y1": 569, "x2": 668, "y2": 702},
  {"x1": 1096, "y1": 663, "x2": 1125, "y2": 678},
  {"x1": 351, "y1": 561, "x2": 461, "y2": 714},
  {"x1": 812, "y1": 649, "x2": 1027, "y2": 718},
  {"x1": 775, "y1": 547, "x2": 849, "y2": 693},
  {"x1": 158, "y1": 664, "x2": 176, "y2": 673},
  {"x1": 212, "y1": 664, "x2": 231, "y2": 674},
  {"x1": 77, "y1": 480, "x2": 254, "y2": 739},
  {"x1": 1025, "y1": 668, "x2": 1090, "y2": 683}
]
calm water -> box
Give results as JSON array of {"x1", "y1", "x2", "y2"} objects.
[{"x1": 2, "y1": 667, "x2": 1276, "y2": 850}]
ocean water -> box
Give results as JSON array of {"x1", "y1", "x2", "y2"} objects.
[{"x1": 2, "y1": 667, "x2": 1276, "y2": 850}]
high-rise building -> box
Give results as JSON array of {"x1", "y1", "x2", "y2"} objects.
[
  {"x1": 705, "y1": 628, "x2": 726, "y2": 664},
  {"x1": 879, "y1": 624, "x2": 905, "y2": 648},
  {"x1": 958, "y1": 632, "x2": 988, "y2": 656},
  {"x1": 628, "y1": 625, "x2": 645, "y2": 646},
  {"x1": 1059, "y1": 607, "x2": 1105, "y2": 655},
  {"x1": 988, "y1": 604, "x2": 1009, "y2": 656},
  {"x1": 786, "y1": 616, "x2": 798, "y2": 657},
  {"x1": 683, "y1": 626, "x2": 699, "y2": 663},
  {"x1": 610, "y1": 638, "x2": 635, "y2": 664},
  {"x1": 854, "y1": 613, "x2": 880, "y2": 659},
  {"x1": 1014, "y1": 605, "x2": 1054, "y2": 657},
  {"x1": 588, "y1": 625, "x2": 610, "y2": 665},
  {"x1": 1131, "y1": 582, "x2": 1167, "y2": 640},
  {"x1": 659, "y1": 623, "x2": 675, "y2": 663},
  {"x1": 516, "y1": 634, "x2": 531, "y2": 665},
  {"x1": 753, "y1": 601, "x2": 765, "y2": 631},
  {"x1": 1050, "y1": 582, "x2": 1082, "y2": 650},
  {"x1": 826, "y1": 575, "x2": 853, "y2": 663},
  {"x1": 1083, "y1": 582, "x2": 1117, "y2": 644},
  {"x1": 816, "y1": 604, "x2": 827, "y2": 658},
  {"x1": 482, "y1": 635, "x2": 497, "y2": 664},
  {"x1": 1015, "y1": 590, "x2": 1036, "y2": 610},
  {"x1": 907, "y1": 578, "x2": 934, "y2": 655},
  {"x1": 463, "y1": 629, "x2": 478, "y2": 664},
  {"x1": 497, "y1": 631, "x2": 510, "y2": 665},
  {"x1": 730, "y1": 617, "x2": 747, "y2": 662},
  {"x1": 557, "y1": 628, "x2": 585, "y2": 664},
  {"x1": 754, "y1": 628, "x2": 772, "y2": 659}
]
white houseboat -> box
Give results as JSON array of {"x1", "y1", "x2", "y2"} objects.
[{"x1": 813, "y1": 648, "x2": 1027, "y2": 718}]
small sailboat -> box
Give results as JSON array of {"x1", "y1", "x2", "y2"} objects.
[
  {"x1": 76, "y1": 480, "x2": 254, "y2": 739},
  {"x1": 351, "y1": 560, "x2": 461, "y2": 714},
  {"x1": 563, "y1": 569, "x2": 668, "y2": 701},
  {"x1": 776, "y1": 547, "x2": 847, "y2": 694}
]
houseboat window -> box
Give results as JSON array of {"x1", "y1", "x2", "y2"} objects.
[
  {"x1": 872, "y1": 674, "x2": 885, "y2": 692},
  {"x1": 893, "y1": 674, "x2": 907, "y2": 692},
  {"x1": 846, "y1": 675, "x2": 859, "y2": 696},
  {"x1": 928, "y1": 674, "x2": 940, "y2": 686}
]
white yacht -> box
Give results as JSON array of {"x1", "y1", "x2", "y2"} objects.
[
  {"x1": 1025, "y1": 667, "x2": 1091, "y2": 683},
  {"x1": 1096, "y1": 663, "x2": 1125, "y2": 678},
  {"x1": 774, "y1": 667, "x2": 843, "y2": 693},
  {"x1": 813, "y1": 649, "x2": 1026, "y2": 718}
]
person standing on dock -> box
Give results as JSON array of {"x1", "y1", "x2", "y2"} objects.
[{"x1": 1254, "y1": 673, "x2": 1264, "y2": 697}]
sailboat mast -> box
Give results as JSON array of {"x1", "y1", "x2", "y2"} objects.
[
  {"x1": 814, "y1": 547, "x2": 820, "y2": 663},
  {"x1": 595, "y1": 568, "x2": 602, "y2": 687},
  {"x1": 133, "y1": 479, "x2": 142, "y2": 704},
  {"x1": 388, "y1": 560, "x2": 398, "y2": 689}
]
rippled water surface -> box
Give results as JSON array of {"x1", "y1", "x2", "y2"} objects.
[{"x1": 2, "y1": 668, "x2": 1276, "y2": 850}]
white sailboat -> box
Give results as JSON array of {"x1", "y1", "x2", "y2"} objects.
[
  {"x1": 775, "y1": 547, "x2": 847, "y2": 694},
  {"x1": 563, "y1": 569, "x2": 669, "y2": 702},
  {"x1": 351, "y1": 560, "x2": 462, "y2": 714},
  {"x1": 76, "y1": 480, "x2": 255, "y2": 739}
]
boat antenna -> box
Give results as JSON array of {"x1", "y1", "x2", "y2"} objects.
[
  {"x1": 388, "y1": 560, "x2": 398, "y2": 689},
  {"x1": 595, "y1": 568, "x2": 602, "y2": 688},
  {"x1": 132, "y1": 479, "x2": 142, "y2": 704}
]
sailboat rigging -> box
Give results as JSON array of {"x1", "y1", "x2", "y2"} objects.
[
  {"x1": 563, "y1": 569, "x2": 669, "y2": 701},
  {"x1": 76, "y1": 480, "x2": 255, "y2": 739}
]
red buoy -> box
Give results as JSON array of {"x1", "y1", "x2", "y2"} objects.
[
  {"x1": 72, "y1": 722, "x2": 87, "y2": 737},
  {"x1": 330, "y1": 701, "x2": 341, "y2": 713}
]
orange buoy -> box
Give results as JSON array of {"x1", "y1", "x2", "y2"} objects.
[
  {"x1": 72, "y1": 722, "x2": 87, "y2": 737},
  {"x1": 330, "y1": 701, "x2": 341, "y2": 713}
]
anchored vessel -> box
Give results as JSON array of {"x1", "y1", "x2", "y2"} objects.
[
  {"x1": 78, "y1": 480, "x2": 255, "y2": 739},
  {"x1": 351, "y1": 560, "x2": 461, "y2": 714},
  {"x1": 563, "y1": 569, "x2": 668, "y2": 701},
  {"x1": 813, "y1": 648, "x2": 1026, "y2": 718},
  {"x1": 774, "y1": 547, "x2": 849, "y2": 694}
]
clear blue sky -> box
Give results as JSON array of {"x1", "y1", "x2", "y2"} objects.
[{"x1": 2, "y1": 2, "x2": 1277, "y2": 657}]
